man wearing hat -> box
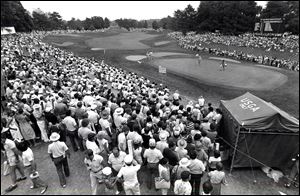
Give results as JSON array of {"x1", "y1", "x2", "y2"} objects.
[
  {"x1": 84, "y1": 149, "x2": 105, "y2": 195},
  {"x1": 143, "y1": 139, "x2": 164, "y2": 190},
  {"x1": 116, "y1": 155, "x2": 141, "y2": 195},
  {"x1": 156, "y1": 132, "x2": 169, "y2": 153},
  {"x1": 176, "y1": 139, "x2": 188, "y2": 160},
  {"x1": 48, "y1": 132, "x2": 70, "y2": 188},
  {"x1": 113, "y1": 107, "x2": 126, "y2": 130}
]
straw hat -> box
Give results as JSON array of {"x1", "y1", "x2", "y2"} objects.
[
  {"x1": 102, "y1": 167, "x2": 112, "y2": 176},
  {"x1": 115, "y1": 107, "x2": 124, "y2": 115},
  {"x1": 50, "y1": 132, "x2": 60, "y2": 142},
  {"x1": 177, "y1": 139, "x2": 187, "y2": 149},
  {"x1": 179, "y1": 158, "x2": 191, "y2": 167}
]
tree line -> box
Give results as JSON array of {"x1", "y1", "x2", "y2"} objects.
[
  {"x1": 161, "y1": 1, "x2": 299, "y2": 34},
  {"x1": 1, "y1": 1, "x2": 298, "y2": 34},
  {"x1": 1, "y1": 1, "x2": 110, "y2": 32}
]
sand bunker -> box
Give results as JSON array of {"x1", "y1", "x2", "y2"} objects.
[
  {"x1": 209, "y1": 57, "x2": 241, "y2": 64},
  {"x1": 126, "y1": 55, "x2": 147, "y2": 61},
  {"x1": 152, "y1": 52, "x2": 188, "y2": 57},
  {"x1": 91, "y1": 48, "x2": 105, "y2": 51},
  {"x1": 154, "y1": 41, "x2": 171, "y2": 46},
  {"x1": 55, "y1": 34, "x2": 81, "y2": 37},
  {"x1": 52, "y1": 42, "x2": 74, "y2": 47}
]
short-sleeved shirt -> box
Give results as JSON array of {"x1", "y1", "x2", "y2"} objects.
[
  {"x1": 48, "y1": 141, "x2": 68, "y2": 158},
  {"x1": 84, "y1": 154, "x2": 104, "y2": 173},
  {"x1": 174, "y1": 179, "x2": 192, "y2": 195},
  {"x1": 208, "y1": 170, "x2": 225, "y2": 184},
  {"x1": 86, "y1": 140, "x2": 101, "y2": 155},
  {"x1": 143, "y1": 148, "x2": 163, "y2": 163},
  {"x1": 188, "y1": 159, "x2": 205, "y2": 174},
  {"x1": 62, "y1": 116, "x2": 77, "y2": 131},
  {"x1": 117, "y1": 165, "x2": 141, "y2": 187},
  {"x1": 22, "y1": 147, "x2": 34, "y2": 167},
  {"x1": 4, "y1": 139, "x2": 16, "y2": 158},
  {"x1": 78, "y1": 127, "x2": 94, "y2": 140},
  {"x1": 108, "y1": 151, "x2": 127, "y2": 172},
  {"x1": 99, "y1": 118, "x2": 111, "y2": 134}
]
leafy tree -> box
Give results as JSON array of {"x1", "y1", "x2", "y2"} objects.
[
  {"x1": 260, "y1": 1, "x2": 289, "y2": 19},
  {"x1": 284, "y1": 1, "x2": 299, "y2": 34},
  {"x1": 115, "y1": 18, "x2": 138, "y2": 31},
  {"x1": 152, "y1": 20, "x2": 159, "y2": 30},
  {"x1": 104, "y1": 17, "x2": 110, "y2": 28},
  {"x1": 32, "y1": 9, "x2": 51, "y2": 31},
  {"x1": 1, "y1": 1, "x2": 34, "y2": 32},
  {"x1": 143, "y1": 20, "x2": 148, "y2": 28},
  {"x1": 49, "y1": 11, "x2": 63, "y2": 29},
  {"x1": 195, "y1": 1, "x2": 259, "y2": 34}
]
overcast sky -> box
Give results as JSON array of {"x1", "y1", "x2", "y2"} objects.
[{"x1": 21, "y1": 1, "x2": 267, "y2": 21}]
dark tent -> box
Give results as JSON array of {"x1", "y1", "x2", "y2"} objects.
[{"x1": 219, "y1": 92, "x2": 299, "y2": 171}]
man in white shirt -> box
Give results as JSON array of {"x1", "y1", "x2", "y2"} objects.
[
  {"x1": 48, "y1": 132, "x2": 70, "y2": 188},
  {"x1": 18, "y1": 141, "x2": 48, "y2": 194},
  {"x1": 174, "y1": 171, "x2": 192, "y2": 195},
  {"x1": 116, "y1": 155, "x2": 141, "y2": 195},
  {"x1": 205, "y1": 107, "x2": 216, "y2": 123},
  {"x1": 84, "y1": 149, "x2": 105, "y2": 195},
  {"x1": 143, "y1": 139, "x2": 163, "y2": 190},
  {"x1": 62, "y1": 110, "x2": 84, "y2": 151},
  {"x1": 1, "y1": 134, "x2": 27, "y2": 193},
  {"x1": 108, "y1": 147, "x2": 127, "y2": 194},
  {"x1": 188, "y1": 151, "x2": 205, "y2": 195}
]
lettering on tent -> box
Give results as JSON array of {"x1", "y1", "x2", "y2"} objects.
[{"x1": 240, "y1": 98, "x2": 260, "y2": 112}]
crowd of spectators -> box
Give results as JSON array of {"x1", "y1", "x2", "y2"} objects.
[
  {"x1": 1, "y1": 29, "x2": 227, "y2": 195},
  {"x1": 168, "y1": 32, "x2": 299, "y2": 71}
]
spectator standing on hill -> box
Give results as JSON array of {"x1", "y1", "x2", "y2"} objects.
[{"x1": 48, "y1": 132, "x2": 70, "y2": 188}]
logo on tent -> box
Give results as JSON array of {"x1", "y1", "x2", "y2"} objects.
[{"x1": 240, "y1": 98, "x2": 260, "y2": 112}]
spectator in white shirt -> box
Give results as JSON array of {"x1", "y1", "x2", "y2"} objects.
[
  {"x1": 62, "y1": 110, "x2": 84, "y2": 151},
  {"x1": 108, "y1": 147, "x2": 127, "y2": 194},
  {"x1": 143, "y1": 139, "x2": 163, "y2": 190},
  {"x1": 174, "y1": 171, "x2": 192, "y2": 195},
  {"x1": 116, "y1": 155, "x2": 141, "y2": 195}
]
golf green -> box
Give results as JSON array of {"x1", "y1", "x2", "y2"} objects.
[{"x1": 152, "y1": 57, "x2": 288, "y2": 91}]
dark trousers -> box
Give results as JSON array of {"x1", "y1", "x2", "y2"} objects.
[
  {"x1": 190, "y1": 173, "x2": 203, "y2": 195},
  {"x1": 67, "y1": 130, "x2": 84, "y2": 151},
  {"x1": 146, "y1": 163, "x2": 158, "y2": 189},
  {"x1": 29, "y1": 114, "x2": 41, "y2": 139},
  {"x1": 112, "y1": 168, "x2": 123, "y2": 192},
  {"x1": 53, "y1": 156, "x2": 70, "y2": 186}
]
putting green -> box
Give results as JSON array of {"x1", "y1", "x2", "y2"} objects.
[
  {"x1": 152, "y1": 57, "x2": 288, "y2": 90},
  {"x1": 85, "y1": 32, "x2": 158, "y2": 50}
]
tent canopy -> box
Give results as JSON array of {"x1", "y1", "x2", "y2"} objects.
[{"x1": 220, "y1": 92, "x2": 299, "y2": 133}]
